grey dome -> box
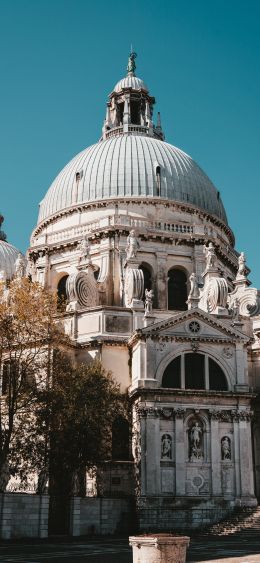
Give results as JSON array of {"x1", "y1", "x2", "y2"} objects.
[
  {"x1": 113, "y1": 75, "x2": 148, "y2": 93},
  {"x1": 38, "y1": 136, "x2": 227, "y2": 225},
  {"x1": 0, "y1": 240, "x2": 22, "y2": 280}
]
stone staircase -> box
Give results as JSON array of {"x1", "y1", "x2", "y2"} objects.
[{"x1": 196, "y1": 506, "x2": 260, "y2": 538}]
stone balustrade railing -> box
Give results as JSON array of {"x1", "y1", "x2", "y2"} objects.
[{"x1": 30, "y1": 215, "x2": 238, "y2": 265}]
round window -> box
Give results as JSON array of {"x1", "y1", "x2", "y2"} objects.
[{"x1": 188, "y1": 321, "x2": 201, "y2": 334}]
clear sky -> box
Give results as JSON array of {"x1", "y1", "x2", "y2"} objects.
[{"x1": 0, "y1": 0, "x2": 259, "y2": 284}]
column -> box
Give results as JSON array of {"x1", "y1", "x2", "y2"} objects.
[
  {"x1": 175, "y1": 409, "x2": 186, "y2": 496},
  {"x1": 238, "y1": 412, "x2": 256, "y2": 501},
  {"x1": 209, "y1": 413, "x2": 221, "y2": 496},
  {"x1": 145, "y1": 409, "x2": 160, "y2": 495},
  {"x1": 156, "y1": 252, "x2": 168, "y2": 310},
  {"x1": 233, "y1": 414, "x2": 241, "y2": 498}
]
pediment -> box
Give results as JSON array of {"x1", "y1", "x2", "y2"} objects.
[{"x1": 138, "y1": 308, "x2": 250, "y2": 343}]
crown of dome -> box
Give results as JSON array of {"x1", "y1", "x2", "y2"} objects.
[
  {"x1": 38, "y1": 136, "x2": 227, "y2": 225},
  {"x1": 0, "y1": 240, "x2": 23, "y2": 280},
  {"x1": 113, "y1": 75, "x2": 148, "y2": 93}
]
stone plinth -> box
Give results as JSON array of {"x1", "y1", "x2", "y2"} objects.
[{"x1": 129, "y1": 533, "x2": 190, "y2": 563}]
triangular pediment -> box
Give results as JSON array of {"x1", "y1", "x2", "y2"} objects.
[{"x1": 135, "y1": 308, "x2": 250, "y2": 343}]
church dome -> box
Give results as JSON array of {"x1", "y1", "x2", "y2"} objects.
[
  {"x1": 0, "y1": 241, "x2": 23, "y2": 280},
  {"x1": 38, "y1": 136, "x2": 227, "y2": 225},
  {"x1": 0, "y1": 215, "x2": 24, "y2": 280},
  {"x1": 37, "y1": 52, "x2": 228, "y2": 227}
]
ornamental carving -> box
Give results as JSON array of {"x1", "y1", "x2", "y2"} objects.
[
  {"x1": 175, "y1": 408, "x2": 186, "y2": 419},
  {"x1": 66, "y1": 269, "x2": 98, "y2": 309},
  {"x1": 206, "y1": 277, "x2": 228, "y2": 313},
  {"x1": 125, "y1": 268, "x2": 144, "y2": 307},
  {"x1": 223, "y1": 346, "x2": 233, "y2": 359}
]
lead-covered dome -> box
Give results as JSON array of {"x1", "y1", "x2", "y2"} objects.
[
  {"x1": 38, "y1": 136, "x2": 227, "y2": 224},
  {"x1": 0, "y1": 215, "x2": 24, "y2": 280},
  {"x1": 37, "y1": 52, "x2": 228, "y2": 227}
]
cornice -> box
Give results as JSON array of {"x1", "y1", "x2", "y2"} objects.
[{"x1": 31, "y1": 197, "x2": 235, "y2": 245}]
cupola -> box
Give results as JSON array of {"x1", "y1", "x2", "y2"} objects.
[{"x1": 102, "y1": 51, "x2": 165, "y2": 141}]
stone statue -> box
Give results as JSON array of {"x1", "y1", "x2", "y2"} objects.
[
  {"x1": 232, "y1": 297, "x2": 240, "y2": 321},
  {"x1": 221, "y1": 436, "x2": 231, "y2": 460},
  {"x1": 237, "y1": 252, "x2": 246, "y2": 278},
  {"x1": 15, "y1": 253, "x2": 26, "y2": 279},
  {"x1": 78, "y1": 236, "x2": 91, "y2": 261},
  {"x1": 0, "y1": 460, "x2": 10, "y2": 492},
  {"x1": 144, "y1": 288, "x2": 154, "y2": 315},
  {"x1": 125, "y1": 229, "x2": 140, "y2": 260},
  {"x1": 127, "y1": 51, "x2": 137, "y2": 74},
  {"x1": 189, "y1": 422, "x2": 203, "y2": 461},
  {"x1": 36, "y1": 467, "x2": 48, "y2": 494},
  {"x1": 203, "y1": 242, "x2": 216, "y2": 269},
  {"x1": 161, "y1": 434, "x2": 172, "y2": 459}
]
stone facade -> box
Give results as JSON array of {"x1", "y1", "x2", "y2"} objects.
[{"x1": 1, "y1": 53, "x2": 260, "y2": 534}]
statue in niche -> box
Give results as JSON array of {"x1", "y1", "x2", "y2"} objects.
[
  {"x1": 144, "y1": 288, "x2": 154, "y2": 315},
  {"x1": 0, "y1": 460, "x2": 10, "y2": 492},
  {"x1": 189, "y1": 422, "x2": 203, "y2": 461},
  {"x1": 161, "y1": 434, "x2": 172, "y2": 459},
  {"x1": 125, "y1": 229, "x2": 140, "y2": 260},
  {"x1": 237, "y1": 252, "x2": 246, "y2": 278},
  {"x1": 36, "y1": 467, "x2": 48, "y2": 494},
  {"x1": 203, "y1": 242, "x2": 216, "y2": 269},
  {"x1": 15, "y1": 253, "x2": 26, "y2": 279},
  {"x1": 221, "y1": 436, "x2": 231, "y2": 460}
]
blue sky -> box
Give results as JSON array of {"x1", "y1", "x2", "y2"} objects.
[{"x1": 0, "y1": 0, "x2": 259, "y2": 284}]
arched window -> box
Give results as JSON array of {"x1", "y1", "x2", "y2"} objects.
[
  {"x1": 139, "y1": 265, "x2": 152, "y2": 300},
  {"x1": 156, "y1": 166, "x2": 161, "y2": 196},
  {"x1": 112, "y1": 416, "x2": 130, "y2": 461},
  {"x1": 209, "y1": 358, "x2": 228, "y2": 391},
  {"x1": 57, "y1": 275, "x2": 69, "y2": 310},
  {"x1": 162, "y1": 356, "x2": 181, "y2": 388},
  {"x1": 162, "y1": 353, "x2": 228, "y2": 391},
  {"x1": 168, "y1": 268, "x2": 187, "y2": 311}
]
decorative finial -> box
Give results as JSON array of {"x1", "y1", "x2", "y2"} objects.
[
  {"x1": 127, "y1": 51, "x2": 137, "y2": 75},
  {"x1": 0, "y1": 214, "x2": 7, "y2": 241}
]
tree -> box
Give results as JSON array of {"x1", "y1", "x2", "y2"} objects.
[
  {"x1": 36, "y1": 354, "x2": 126, "y2": 497},
  {"x1": 0, "y1": 277, "x2": 62, "y2": 489}
]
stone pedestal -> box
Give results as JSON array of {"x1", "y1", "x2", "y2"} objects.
[{"x1": 129, "y1": 534, "x2": 190, "y2": 563}]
